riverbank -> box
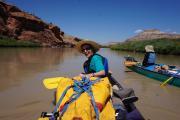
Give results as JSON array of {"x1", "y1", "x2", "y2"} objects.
[
  {"x1": 109, "y1": 38, "x2": 180, "y2": 55},
  {"x1": 0, "y1": 36, "x2": 41, "y2": 47}
]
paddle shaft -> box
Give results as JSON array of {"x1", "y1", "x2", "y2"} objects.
[
  {"x1": 160, "y1": 77, "x2": 173, "y2": 87},
  {"x1": 160, "y1": 71, "x2": 180, "y2": 87},
  {"x1": 108, "y1": 75, "x2": 123, "y2": 89}
]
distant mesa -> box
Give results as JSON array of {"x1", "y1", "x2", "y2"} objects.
[
  {"x1": 0, "y1": 1, "x2": 82, "y2": 47},
  {"x1": 126, "y1": 29, "x2": 180, "y2": 41}
]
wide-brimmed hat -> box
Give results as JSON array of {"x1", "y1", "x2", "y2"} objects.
[
  {"x1": 76, "y1": 40, "x2": 100, "y2": 53},
  {"x1": 145, "y1": 45, "x2": 154, "y2": 52}
]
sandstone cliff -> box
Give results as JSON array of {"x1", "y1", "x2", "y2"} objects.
[
  {"x1": 0, "y1": 1, "x2": 81, "y2": 47},
  {"x1": 126, "y1": 29, "x2": 180, "y2": 41}
]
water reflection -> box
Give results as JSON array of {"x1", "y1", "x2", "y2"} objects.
[{"x1": 0, "y1": 48, "x2": 81, "y2": 91}]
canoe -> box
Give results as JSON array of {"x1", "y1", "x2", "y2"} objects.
[
  {"x1": 124, "y1": 57, "x2": 180, "y2": 87},
  {"x1": 39, "y1": 76, "x2": 144, "y2": 120}
]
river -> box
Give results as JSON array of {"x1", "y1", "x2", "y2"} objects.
[{"x1": 0, "y1": 48, "x2": 180, "y2": 120}]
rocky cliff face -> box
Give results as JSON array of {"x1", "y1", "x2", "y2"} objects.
[
  {"x1": 126, "y1": 29, "x2": 180, "y2": 41},
  {"x1": 0, "y1": 2, "x2": 80, "y2": 47}
]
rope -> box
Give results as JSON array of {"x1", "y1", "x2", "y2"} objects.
[
  {"x1": 51, "y1": 85, "x2": 72, "y2": 120},
  {"x1": 51, "y1": 77, "x2": 101, "y2": 120}
]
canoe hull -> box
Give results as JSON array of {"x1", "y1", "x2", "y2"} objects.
[{"x1": 127, "y1": 65, "x2": 180, "y2": 87}]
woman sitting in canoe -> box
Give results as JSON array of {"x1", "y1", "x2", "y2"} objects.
[
  {"x1": 142, "y1": 45, "x2": 156, "y2": 67},
  {"x1": 76, "y1": 40, "x2": 106, "y2": 78},
  {"x1": 76, "y1": 40, "x2": 138, "y2": 104}
]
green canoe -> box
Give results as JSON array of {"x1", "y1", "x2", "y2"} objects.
[{"x1": 124, "y1": 57, "x2": 180, "y2": 87}]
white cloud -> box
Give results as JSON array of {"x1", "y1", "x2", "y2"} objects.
[{"x1": 134, "y1": 29, "x2": 143, "y2": 34}]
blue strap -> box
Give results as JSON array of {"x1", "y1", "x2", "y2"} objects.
[
  {"x1": 51, "y1": 85, "x2": 72, "y2": 120},
  {"x1": 52, "y1": 77, "x2": 101, "y2": 120},
  {"x1": 86, "y1": 86, "x2": 100, "y2": 120},
  {"x1": 70, "y1": 77, "x2": 101, "y2": 120},
  {"x1": 103, "y1": 57, "x2": 109, "y2": 76},
  {"x1": 84, "y1": 67, "x2": 88, "y2": 73}
]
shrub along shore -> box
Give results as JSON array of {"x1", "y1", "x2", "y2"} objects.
[
  {"x1": 0, "y1": 36, "x2": 41, "y2": 47},
  {"x1": 109, "y1": 38, "x2": 180, "y2": 55}
]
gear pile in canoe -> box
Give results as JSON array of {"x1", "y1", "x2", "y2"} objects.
[{"x1": 38, "y1": 76, "x2": 144, "y2": 120}]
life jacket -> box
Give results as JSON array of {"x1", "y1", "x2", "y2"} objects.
[
  {"x1": 83, "y1": 54, "x2": 109, "y2": 76},
  {"x1": 147, "y1": 52, "x2": 156, "y2": 64}
]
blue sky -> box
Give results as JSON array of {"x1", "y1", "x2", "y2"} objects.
[{"x1": 6, "y1": 0, "x2": 180, "y2": 44}]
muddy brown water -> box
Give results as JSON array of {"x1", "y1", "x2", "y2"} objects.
[{"x1": 0, "y1": 48, "x2": 180, "y2": 120}]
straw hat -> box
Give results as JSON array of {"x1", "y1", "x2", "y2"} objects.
[
  {"x1": 76, "y1": 40, "x2": 100, "y2": 53},
  {"x1": 145, "y1": 45, "x2": 154, "y2": 52}
]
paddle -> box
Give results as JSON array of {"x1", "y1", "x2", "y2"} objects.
[
  {"x1": 160, "y1": 77, "x2": 173, "y2": 87},
  {"x1": 160, "y1": 71, "x2": 179, "y2": 87},
  {"x1": 124, "y1": 61, "x2": 138, "y2": 67},
  {"x1": 43, "y1": 77, "x2": 64, "y2": 89}
]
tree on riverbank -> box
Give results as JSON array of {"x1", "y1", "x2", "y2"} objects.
[
  {"x1": 0, "y1": 36, "x2": 41, "y2": 47},
  {"x1": 109, "y1": 38, "x2": 180, "y2": 55}
]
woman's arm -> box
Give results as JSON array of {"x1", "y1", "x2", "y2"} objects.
[
  {"x1": 80, "y1": 70, "x2": 105, "y2": 78},
  {"x1": 88, "y1": 70, "x2": 105, "y2": 77}
]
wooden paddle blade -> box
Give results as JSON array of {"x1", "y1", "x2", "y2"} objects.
[
  {"x1": 124, "y1": 61, "x2": 138, "y2": 67},
  {"x1": 43, "y1": 77, "x2": 64, "y2": 89}
]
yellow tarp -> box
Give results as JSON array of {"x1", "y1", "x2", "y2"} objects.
[{"x1": 39, "y1": 76, "x2": 115, "y2": 120}]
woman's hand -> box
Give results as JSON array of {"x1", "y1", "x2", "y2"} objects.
[
  {"x1": 79, "y1": 73, "x2": 94, "y2": 78},
  {"x1": 79, "y1": 73, "x2": 85, "y2": 78},
  {"x1": 87, "y1": 73, "x2": 94, "y2": 78}
]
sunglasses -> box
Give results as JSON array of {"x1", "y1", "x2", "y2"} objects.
[{"x1": 81, "y1": 46, "x2": 92, "y2": 52}]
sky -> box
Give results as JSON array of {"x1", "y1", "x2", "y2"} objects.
[{"x1": 5, "y1": 0, "x2": 180, "y2": 44}]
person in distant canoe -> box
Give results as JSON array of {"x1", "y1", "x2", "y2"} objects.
[
  {"x1": 76, "y1": 40, "x2": 138, "y2": 104},
  {"x1": 142, "y1": 45, "x2": 156, "y2": 67}
]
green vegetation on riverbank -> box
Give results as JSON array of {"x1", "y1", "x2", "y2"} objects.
[
  {"x1": 110, "y1": 38, "x2": 180, "y2": 55},
  {"x1": 0, "y1": 36, "x2": 41, "y2": 47}
]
